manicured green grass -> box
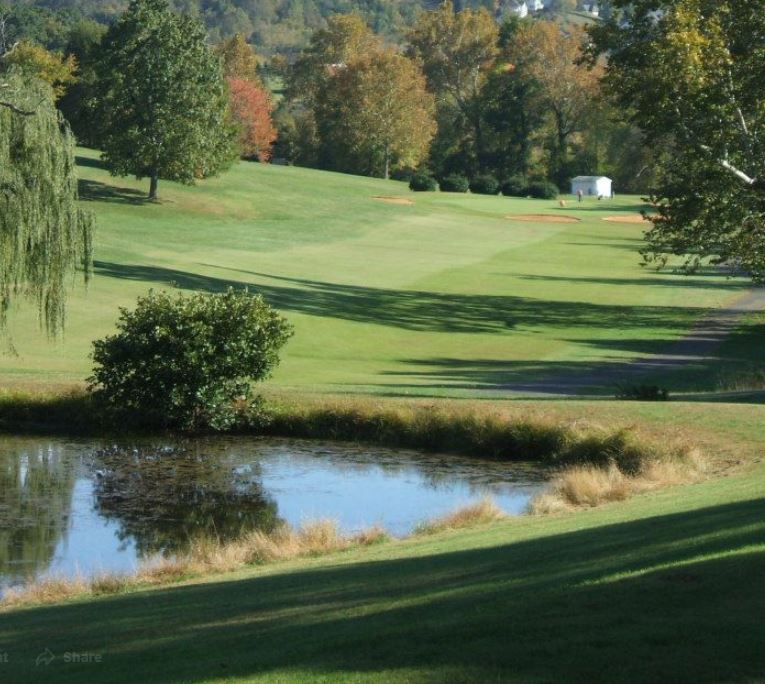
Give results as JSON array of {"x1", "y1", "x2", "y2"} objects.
[
  {"x1": 2, "y1": 404, "x2": 764, "y2": 683},
  {"x1": 2, "y1": 155, "x2": 764, "y2": 681},
  {"x1": 0, "y1": 148, "x2": 758, "y2": 396}
]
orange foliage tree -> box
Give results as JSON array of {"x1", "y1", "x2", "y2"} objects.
[{"x1": 227, "y1": 77, "x2": 276, "y2": 160}]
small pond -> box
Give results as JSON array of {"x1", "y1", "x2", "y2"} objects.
[{"x1": 0, "y1": 436, "x2": 546, "y2": 591}]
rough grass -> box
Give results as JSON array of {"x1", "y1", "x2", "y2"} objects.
[
  {"x1": 531, "y1": 447, "x2": 708, "y2": 513},
  {"x1": 2, "y1": 515, "x2": 403, "y2": 610},
  {"x1": 413, "y1": 498, "x2": 507, "y2": 535}
]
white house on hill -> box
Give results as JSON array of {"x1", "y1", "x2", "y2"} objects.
[{"x1": 571, "y1": 176, "x2": 612, "y2": 198}]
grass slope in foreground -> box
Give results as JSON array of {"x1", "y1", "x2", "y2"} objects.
[
  {"x1": 0, "y1": 148, "x2": 759, "y2": 396},
  {"x1": 2, "y1": 405, "x2": 764, "y2": 683}
]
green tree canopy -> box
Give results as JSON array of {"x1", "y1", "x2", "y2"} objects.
[
  {"x1": 0, "y1": 70, "x2": 93, "y2": 335},
  {"x1": 93, "y1": 0, "x2": 236, "y2": 199},
  {"x1": 589, "y1": 0, "x2": 765, "y2": 280}
]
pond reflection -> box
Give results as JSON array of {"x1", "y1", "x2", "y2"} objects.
[
  {"x1": 0, "y1": 436, "x2": 545, "y2": 590},
  {"x1": 0, "y1": 442, "x2": 76, "y2": 585},
  {"x1": 92, "y1": 446, "x2": 280, "y2": 556}
]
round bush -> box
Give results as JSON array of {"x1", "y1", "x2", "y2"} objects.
[
  {"x1": 89, "y1": 288, "x2": 293, "y2": 430},
  {"x1": 501, "y1": 176, "x2": 527, "y2": 197},
  {"x1": 469, "y1": 175, "x2": 500, "y2": 195},
  {"x1": 409, "y1": 172, "x2": 437, "y2": 192},
  {"x1": 439, "y1": 174, "x2": 470, "y2": 193},
  {"x1": 526, "y1": 180, "x2": 559, "y2": 199}
]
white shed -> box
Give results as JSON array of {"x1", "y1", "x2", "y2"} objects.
[{"x1": 571, "y1": 176, "x2": 612, "y2": 198}]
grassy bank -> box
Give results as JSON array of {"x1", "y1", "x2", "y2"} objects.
[
  {"x1": 1, "y1": 448, "x2": 764, "y2": 683},
  {"x1": 0, "y1": 388, "x2": 704, "y2": 470}
]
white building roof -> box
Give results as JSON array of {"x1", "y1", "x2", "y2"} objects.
[{"x1": 572, "y1": 176, "x2": 611, "y2": 181}]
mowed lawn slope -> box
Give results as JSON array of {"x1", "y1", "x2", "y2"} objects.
[
  {"x1": 0, "y1": 148, "x2": 757, "y2": 395},
  {"x1": 3, "y1": 406, "x2": 765, "y2": 684}
]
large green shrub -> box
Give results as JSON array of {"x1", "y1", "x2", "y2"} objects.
[
  {"x1": 439, "y1": 174, "x2": 469, "y2": 193},
  {"x1": 409, "y1": 172, "x2": 437, "y2": 192},
  {"x1": 501, "y1": 176, "x2": 527, "y2": 197},
  {"x1": 469, "y1": 175, "x2": 499, "y2": 195},
  {"x1": 89, "y1": 288, "x2": 293, "y2": 430},
  {"x1": 526, "y1": 180, "x2": 559, "y2": 199}
]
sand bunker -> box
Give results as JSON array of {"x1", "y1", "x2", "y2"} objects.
[
  {"x1": 373, "y1": 196, "x2": 415, "y2": 206},
  {"x1": 505, "y1": 214, "x2": 581, "y2": 224},
  {"x1": 603, "y1": 215, "x2": 650, "y2": 224}
]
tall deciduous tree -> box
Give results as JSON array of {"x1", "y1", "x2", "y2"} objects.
[
  {"x1": 286, "y1": 14, "x2": 385, "y2": 171},
  {"x1": 326, "y1": 49, "x2": 436, "y2": 178},
  {"x1": 93, "y1": 0, "x2": 236, "y2": 200},
  {"x1": 288, "y1": 13, "x2": 382, "y2": 107},
  {"x1": 589, "y1": 0, "x2": 765, "y2": 280},
  {"x1": 227, "y1": 77, "x2": 276, "y2": 159},
  {"x1": 0, "y1": 70, "x2": 94, "y2": 334},
  {"x1": 407, "y1": 1, "x2": 498, "y2": 170},
  {"x1": 512, "y1": 21, "x2": 602, "y2": 186}
]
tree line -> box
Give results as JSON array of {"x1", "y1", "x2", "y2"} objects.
[
  {"x1": 0, "y1": 0, "x2": 617, "y2": 55},
  {"x1": 277, "y1": 5, "x2": 653, "y2": 193}
]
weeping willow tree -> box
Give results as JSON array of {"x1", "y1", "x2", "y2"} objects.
[{"x1": 0, "y1": 69, "x2": 94, "y2": 335}]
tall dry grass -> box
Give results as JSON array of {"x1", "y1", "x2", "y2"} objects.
[
  {"x1": 413, "y1": 498, "x2": 507, "y2": 535},
  {"x1": 1, "y1": 500, "x2": 503, "y2": 611},
  {"x1": 0, "y1": 518, "x2": 392, "y2": 610},
  {"x1": 530, "y1": 446, "x2": 707, "y2": 514}
]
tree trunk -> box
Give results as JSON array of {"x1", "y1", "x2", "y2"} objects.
[
  {"x1": 148, "y1": 171, "x2": 159, "y2": 200},
  {"x1": 384, "y1": 144, "x2": 390, "y2": 180}
]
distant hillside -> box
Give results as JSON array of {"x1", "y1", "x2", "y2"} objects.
[
  {"x1": 7, "y1": 0, "x2": 425, "y2": 53},
  {"x1": 4, "y1": 0, "x2": 609, "y2": 54}
]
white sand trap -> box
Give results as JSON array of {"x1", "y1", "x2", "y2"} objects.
[
  {"x1": 373, "y1": 196, "x2": 415, "y2": 206},
  {"x1": 505, "y1": 214, "x2": 581, "y2": 224}
]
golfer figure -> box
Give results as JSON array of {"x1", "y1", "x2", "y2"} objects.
[{"x1": 577, "y1": 189, "x2": 583, "y2": 203}]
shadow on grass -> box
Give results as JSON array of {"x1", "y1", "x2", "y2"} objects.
[
  {"x1": 79, "y1": 180, "x2": 150, "y2": 206},
  {"x1": 93, "y1": 261, "x2": 708, "y2": 336},
  {"x1": 3, "y1": 497, "x2": 765, "y2": 683},
  {"x1": 75, "y1": 155, "x2": 110, "y2": 171},
  {"x1": 516, "y1": 273, "x2": 748, "y2": 290},
  {"x1": 380, "y1": 356, "x2": 674, "y2": 394}
]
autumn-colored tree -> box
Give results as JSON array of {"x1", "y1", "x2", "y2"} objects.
[
  {"x1": 407, "y1": 2, "x2": 498, "y2": 167},
  {"x1": 511, "y1": 21, "x2": 602, "y2": 185},
  {"x1": 285, "y1": 14, "x2": 384, "y2": 170},
  {"x1": 288, "y1": 14, "x2": 382, "y2": 107},
  {"x1": 325, "y1": 49, "x2": 436, "y2": 178},
  {"x1": 1, "y1": 39, "x2": 77, "y2": 99},
  {"x1": 227, "y1": 77, "x2": 276, "y2": 160},
  {"x1": 216, "y1": 33, "x2": 262, "y2": 84}
]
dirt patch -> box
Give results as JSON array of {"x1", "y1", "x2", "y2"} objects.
[
  {"x1": 505, "y1": 214, "x2": 581, "y2": 224},
  {"x1": 373, "y1": 196, "x2": 414, "y2": 206},
  {"x1": 603, "y1": 215, "x2": 651, "y2": 224}
]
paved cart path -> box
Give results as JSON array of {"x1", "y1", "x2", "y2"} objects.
[{"x1": 500, "y1": 288, "x2": 765, "y2": 397}]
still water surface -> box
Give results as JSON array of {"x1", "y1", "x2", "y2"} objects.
[{"x1": 0, "y1": 436, "x2": 545, "y2": 590}]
